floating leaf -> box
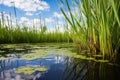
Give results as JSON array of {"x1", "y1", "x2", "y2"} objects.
[
  {"x1": 35, "y1": 67, "x2": 47, "y2": 72},
  {"x1": 15, "y1": 67, "x2": 48, "y2": 75}
]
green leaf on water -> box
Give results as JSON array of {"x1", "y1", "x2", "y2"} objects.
[
  {"x1": 20, "y1": 50, "x2": 51, "y2": 60},
  {"x1": 94, "y1": 59, "x2": 109, "y2": 63},
  {"x1": 15, "y1": 67, "x2": 48, "y2": 75}
]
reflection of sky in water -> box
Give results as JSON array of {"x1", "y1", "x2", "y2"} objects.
[
  {"x1": 1, "y1": 44, "x2": 120, "y2": 80},
  {"x1": 0, "y1": 54, "x2": 66, "y2": 80},
  {"x1": 0, "y1": 70, "x2": 45, "y2": 80}
]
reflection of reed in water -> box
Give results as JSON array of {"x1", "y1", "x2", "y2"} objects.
[
  {"x1": 0, "y1": 69, "x2": 43, "y2": 80},
  {"x1": 0, "y1": 59, "x2": 14, "y2": 80},
  {"x1": 0, "y1": 55, "x2": 20, "y2": 80},
  {"x1": 63, "y1": 57, "x2": 120, "y2": 80},
  {"x1": 63, "y1": 58, "x2": 87, "y2": 80},
  {"x1": 0, "y1": 60, "x2": 45, "y2": 80},
  {"x1": 83, "y1": 62, "x2": 120, "y2": 80},
  {"x1": 55, "y1": 55, "x2": 62, "y2": 64}
]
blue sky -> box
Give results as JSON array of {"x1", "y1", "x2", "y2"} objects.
[{"x1": 0, "y1": 0, "x2": 66, "y2": 31}]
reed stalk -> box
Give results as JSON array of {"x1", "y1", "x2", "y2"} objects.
[{"x1": 60, "y1": 0, "x2": 120, "y2": 60}]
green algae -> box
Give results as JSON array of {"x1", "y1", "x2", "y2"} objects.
[
  {"x1": 0, "y1": 57, "x2": 12, "y2": 60},
  {"x1": 35, "y1": 67, "x2": 48, "y2": 72},
  {"x1": 20, "y1": 53, "x2": 48, "y2": 60},
  {"x1": 94, "y1": 59, "x2": 109, "y2": 63},
  {"x1": 15, "y1": 66, "x2": 48, "y2": 75},
  {"x1": 15, "y1": 67, "x2": 34, "y2": 75},
  {"x1": 0, "y1": 44, "x2": 110, "y2": 63},
  {"x1": 0, "y1": 57, "x2": 8, "y2": 60},
  {"x1": 20, "y1": 49, "x2": 51, "y2": 60},
  {"x1": 0, "y1": 50, "x2": 5, "y2": 53}
]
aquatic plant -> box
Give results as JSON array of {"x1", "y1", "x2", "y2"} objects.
[
  {"x1": 20, "y1": 49, "x2": 51, "y2": 60},
  {"x1": 0, "y1": 11, "x2": 72, "y2": 43},
  {"x1": 60, "y1": 0, "x2": 120, "y2": 60},
  {"x1": 15, "y1": 66, "x2": 47, "y2": 75}
]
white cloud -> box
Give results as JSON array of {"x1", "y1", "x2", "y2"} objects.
[
  {"x1": 48, "y1": 26, "x2": 65, "y2": 32},
  {"x1": 0, "y1": 12, "x2": 16, "y2": 27},
  {"x1": 0, "y1": 0, "x2": 50, "y2": 12},
  {"x1": 20, "y1": 17, "x2": 45, "y2": 29},
  {"x1": 35, "y1": 12, "x2": 41, "y2": 15},
  {"x1": 33, "y1": 18, "x2": 40, "y2": 24},
  {"x1": 53, "y1": 12, "x2": 63, "y2": 18},
  {"x1": 25, "y1": 12, "x2": 33, "y2": 16},
  {"x1": 45, "y1": 17, "x2": 54, "y2": 23},
  {"x1": 58, "y1": 21, "x2": 64, "y2": 25},
  {"x1": 20, "y1": 17, "x2": 29, "y2": 23},
  {"x1": 0, "y1": 12, "x2": 64, "y2": 31},
  {"x1": 20, "y1": 17, "x2": 32, "y2": 27},
  {"x1": 56, "y1": 21, "x2": 64, "y2": 28}
]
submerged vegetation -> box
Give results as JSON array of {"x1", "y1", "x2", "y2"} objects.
[{"x1": 60, "y1": 0, "x2": 120, "y2": 61}]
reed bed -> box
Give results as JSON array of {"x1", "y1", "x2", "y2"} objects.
[
  {"x1": 60, "y1": 0, "x2": 120, "y2": 60},
  {"x1": 0, "y1": 12, "x2": 72, "y2": 44}
]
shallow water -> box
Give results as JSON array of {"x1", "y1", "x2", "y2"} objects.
[{"x1": 0, "y1": 43, "x2": 120, "y2": 80}]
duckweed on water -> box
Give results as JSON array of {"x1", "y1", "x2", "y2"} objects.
[
  {"x1": 0, "y1": 57, "x2": 8, "y2": 60},
  {"x1": 15, "y1": 48, "x2": 26, "y2": 51},
  {"x1": 20, "y1": 49, "x2": 52, "y2": 60},
  {"x1": 47, "y1": 49, "x2": 109, "y2": 62},
  {"x1": 0, "y1": 56, "x2": 13, "y2": 60},
  {"x1": 35, "y1": 67, "x2": 48, "y2": 71},
  {"x1": 20, "y1": 53, "x2": 49, "y2": 60},
  {"x1": 15, "y1": 67, "x2": 34, "y2": 75},
  {"x1": 0, "y1": 50, "x2": 5, "y2": 53},
  {"x1": 15, "y1": 67, "x2": 47, "y2": 75},
  {"x1": 94, "y1": 60, "x2": 109, "y2": 63},
  {"x1": 0, "y1": 44, "x2": 110, "y2": 62}
]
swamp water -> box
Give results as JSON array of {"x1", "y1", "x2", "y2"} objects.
[{"x1": 0, "y1": 43, "x2": 120, "y2": 80}]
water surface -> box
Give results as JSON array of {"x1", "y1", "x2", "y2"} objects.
[{"x1": 0, "y1": 43, "x2": 120, "y2": 80}]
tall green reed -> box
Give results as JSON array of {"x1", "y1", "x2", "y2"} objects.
[
  {"x1": 60, "y1": 0, "x2": 120, "y2": 60},
  {"x1": 0, "y1": 12, "x2": 71, "y2": 43}
]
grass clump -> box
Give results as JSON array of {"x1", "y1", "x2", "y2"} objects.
[
  {"x1": 0, "y1": 12, "x2": 72, "y2": 44},
  {"x1": 60, "y1": 0, "x2": 120, "y2": 61}
]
